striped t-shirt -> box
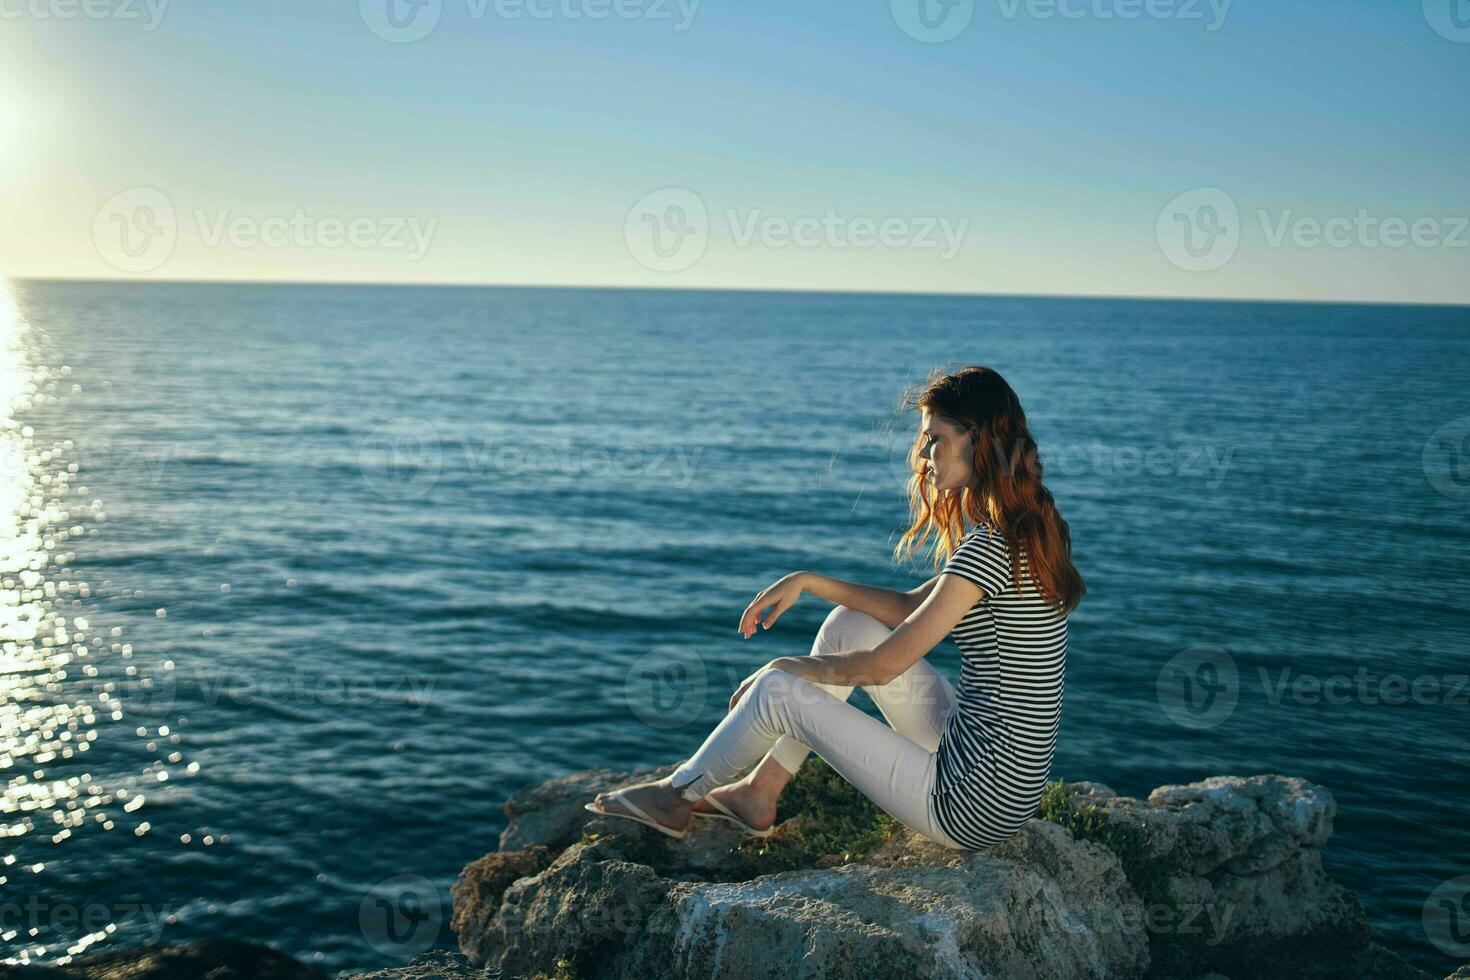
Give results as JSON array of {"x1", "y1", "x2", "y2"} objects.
[{"x1": 930, "y1": 521, "x2": 1068, "y2": 849}]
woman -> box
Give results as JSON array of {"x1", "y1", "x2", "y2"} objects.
[{"x1": 586, "y1": 365, "x2": 1085, "y2": 850}]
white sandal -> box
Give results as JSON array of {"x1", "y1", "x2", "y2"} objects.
[
  {"x1": 584, "y1": 788, "x2": 688, "y2": 840},
  {"x1": 691, "y1": 795, "x2": 776, "y2": 838}
]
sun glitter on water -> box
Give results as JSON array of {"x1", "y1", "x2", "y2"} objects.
[{"x1": 0, "y1": 283, "x2": 144, "y2": 964}]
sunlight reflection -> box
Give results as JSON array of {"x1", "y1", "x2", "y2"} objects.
[{"x1": 0, "y1": 282, "x2": 116, "y2": 963}]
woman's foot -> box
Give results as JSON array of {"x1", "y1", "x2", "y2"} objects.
[
  {"x1": 690, "y1": 777, "x2": 779, "y2": 833},
  {"x1": 591, "y1": 778, "x2": 694, "y2": 834}
]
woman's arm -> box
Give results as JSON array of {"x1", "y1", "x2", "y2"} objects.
[
  {"x1": 767, "y1": 572, "x2": 983, "y2": 688},
  {"x1": 799, "y1": 571, "x2": 940, "y2": 629}
]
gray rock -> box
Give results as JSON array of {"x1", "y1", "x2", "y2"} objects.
[
  {"x1": 1064, "y1": 780, "x2": 1120, "y2": 802},
  {"x1": 623, "y1": 819, "x2": 1146, "y2": 980},
  {"x1": 1078, "y1": 774, "x2": 1387, "y2": 979},
  {"x1": 336, "y1": 950, "x2": 487, "y2": 979},
  {"x1": 495, "y1": 764, "x2": 680, "y2": 852},
  {"x1": 493, "y1": 842, "x2": 674, "y2": 979},
  {"x1": 448, "y1": 768, "x2": 1431, "y2": 980}
]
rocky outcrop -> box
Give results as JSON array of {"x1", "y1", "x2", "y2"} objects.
[
  {"x1": 1054, "y1": 777, "x2": 1384, "y2": 979},
  {"x1": 439, "y1": 763, "x2": 1458, "y2": 980}
]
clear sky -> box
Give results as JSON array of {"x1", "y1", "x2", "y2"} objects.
[{"x1": 2, "y1": 0, "x2": 1467, "y2": 303}]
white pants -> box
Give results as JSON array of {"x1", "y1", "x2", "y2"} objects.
[{"x1": 668, "y1": 605, "x2": 968, "y2": 850}]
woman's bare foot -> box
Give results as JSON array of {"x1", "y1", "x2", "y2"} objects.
[
  {"x1": 693, "y1": 778, "x2": 780, "y2": 832},
  {"x1": 592, "y1": 778, "x2": 694, "y2": 834}
]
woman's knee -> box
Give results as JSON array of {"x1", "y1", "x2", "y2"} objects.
[
  {"x1": 811, "y1": 605, "x2": 892, "y2": 657},
  {"x1": 749, "y1": 667, "x2": 829, "y2": 722},
  {"x1": 752, "y1": 665, "x2": 805, "y2": 700},
  {"x1": 745, "y1": 667, "x2": 804, "y2": 729}
]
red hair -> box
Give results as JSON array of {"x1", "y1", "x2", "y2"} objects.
[{"x1": 892, "y1": 365, "x2": 1085, "y2": 615}]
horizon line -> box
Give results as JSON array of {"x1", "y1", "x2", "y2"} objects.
[{"x1": 6, "y1": 276, "x2": 1469, "y2": 311}]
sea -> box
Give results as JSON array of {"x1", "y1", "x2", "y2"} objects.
[{"x1": 1, "y1": 281, "x2": 1466, "y2": 975}]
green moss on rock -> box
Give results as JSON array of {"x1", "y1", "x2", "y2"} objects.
[
  {"x1": 722, "y1": 758, "x2": 901, "y2": 877},
  {"x1": 1038, "y1": 779, "x2": 1219, "y2": 977},
  {"x1": 1038, "y1": 779, "x2": 1167, "y2": 902}
]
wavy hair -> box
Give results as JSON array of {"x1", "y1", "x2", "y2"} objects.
[{"x1": 891, "y1": 365, "x2": 1085, "y2": 615}]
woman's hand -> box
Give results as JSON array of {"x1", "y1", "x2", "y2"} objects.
[{"x1": 739, "y1": 572, "x2": 808, "y2": 639}]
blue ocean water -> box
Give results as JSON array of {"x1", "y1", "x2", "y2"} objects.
[{"x1": 1, "y1": 281, "x2": 1466, "y2": 975}]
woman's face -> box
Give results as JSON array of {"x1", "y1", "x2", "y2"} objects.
[{"x1": 918, "y1": 410, "x2": 976, "y2": 492}]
